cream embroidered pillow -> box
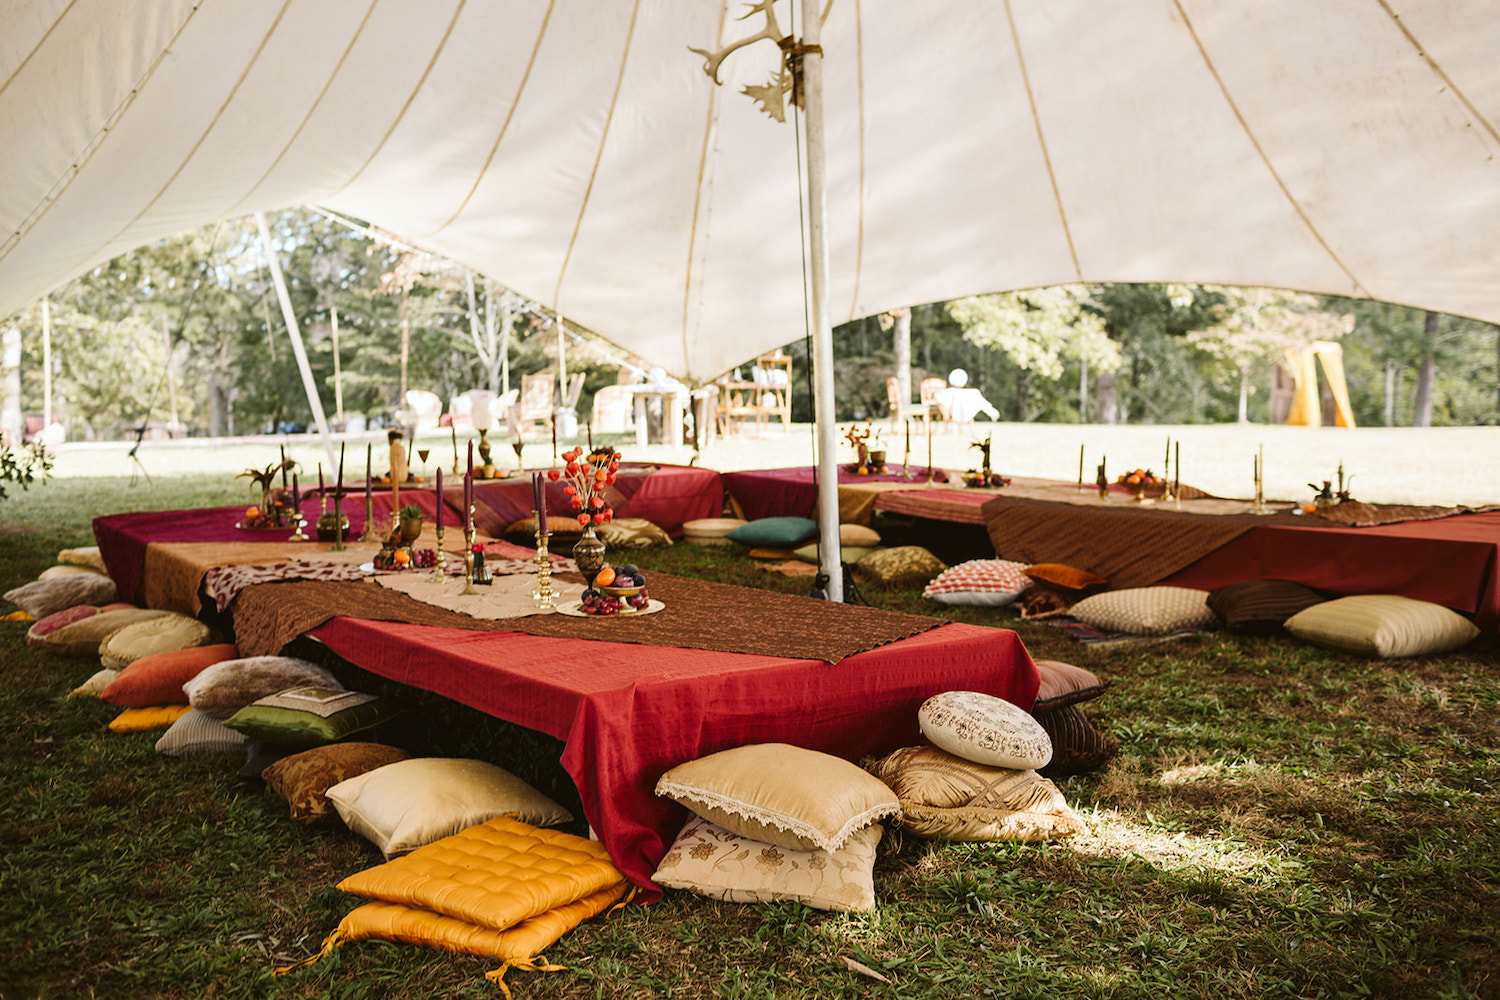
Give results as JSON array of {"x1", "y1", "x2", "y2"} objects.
[
  {"x1": 655, "y1": 743, "x2": 899, "y2": 853},
  {"x1": 1284, "y1": 594, "x2": 1480, "y2": 658},
  {"x1": 653, "y1": 815, "x2": 881, "y2": 912},
  {"x1": 918, "y1": 690, "x2": 1052, "y2": 770},
  {"x1": 1068, "y1": 586, "x2": 1217, "y2": 636}
]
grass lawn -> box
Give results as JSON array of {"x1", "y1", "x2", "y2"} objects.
[{"x1": 1, "y1": 475, "x2": 1498, "y2": 999}]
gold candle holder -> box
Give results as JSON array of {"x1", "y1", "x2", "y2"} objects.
[
  {"x1": 461, "y1": 525, "x2": 478, "y2": 596},
  {"x1": 532, "y1": 522, "x2": 556, "y2": 609},
  {"x1": 428, "y1": 524, "x2": 448, "y2": 583},
  {"x1": 329, "y1": 491, "x2": 347, "y2": 551},
  {"x1": 359, "y1": 494, "x2": 378, "y2": 543}
]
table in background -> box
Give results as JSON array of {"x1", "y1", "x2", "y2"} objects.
[{"x1": 722, "y1": 466, "x2": 950, "y2": 523}]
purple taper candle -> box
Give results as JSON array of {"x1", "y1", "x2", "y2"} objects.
[
  {"x1": 434, "y1": 466, "x2": 443, "y2": 531},
  {"x1": 337, "y1": 441, "x2": 345, "y2": 494},
  {"x1": 465, "y1": 472, "x2": 474, "y2": 531},
  {"x1": 291, "y1": 470, "x2": 299, "y2": 511},
  {"x1": 365, "y1": 443, "x2": 372, "y2": 501},
  {"x1": 318, "y1": 462, "x2": 324, "y2": 495}
]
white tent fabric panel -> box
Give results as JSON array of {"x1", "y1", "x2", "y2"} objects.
[{"x1": 2, "y1": 0, "x2": 1499, "y2": 381}]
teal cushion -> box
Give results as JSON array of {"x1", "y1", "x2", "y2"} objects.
[
  {"x1": 793, "y1": 542, "x2": 881, "y2": 565},
  {"x1": 724, "y1": 517, "x2": 818, "y2": 548},
  {"x1": 222, "y1": 687, "x2": 401, "y2": 749}
]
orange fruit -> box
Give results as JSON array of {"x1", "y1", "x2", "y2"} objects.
[
  {"x1": 245, "y1": 506, "x2": 260, "y2": 520},
  {"x1": 393, "y1": 549, "x2": 410, "y2": 565},
  {"x1": 596, "y1": 566, "x2": 616, "y2": 587}
]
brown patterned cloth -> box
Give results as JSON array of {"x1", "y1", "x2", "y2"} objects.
[
  {"x1": 1307, "y1": 500, "x2": 1499, "y2": 528},
  {"x1": 232, "y1": 573, "x2": 944, "y2": 664}
]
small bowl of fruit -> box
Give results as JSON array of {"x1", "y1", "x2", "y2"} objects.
[{"x1": 579, "y1": 564, "x2": 651, "y2": 614}]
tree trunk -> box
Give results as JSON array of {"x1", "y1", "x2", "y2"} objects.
[
  {"x1": 1383, "y1": 362, "x2": 1397, "y2": 427},
  {"x1": 892, "y1": 307, "x2": 911, "y2": 407},
  {"x1": 1237, "y1": 365, "x2": 1251, "y2": 423},
  {"x1": 1095, "y1": 368, "x2": 1120, "y2": 424},
  {"x1": 1412, "y1": 310, "x2": 1438, "y2": 427}
]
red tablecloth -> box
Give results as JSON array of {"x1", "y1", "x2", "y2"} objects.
[
  {"x1": 722, "y1": 466, "x2": 948, "y2": 522},
  {"x1": 310, "y1": 616, "x2": 1038, "y2": 899}
]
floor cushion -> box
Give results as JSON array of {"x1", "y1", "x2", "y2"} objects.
[
  {"x1": 108, "y1": 704, "x2": 193, "y2": 733},
  {"x1": 325, "y1": 758, "x2": 574, "y2": 858},
  {"x1": 262, "y1": 742, "x2": 413, "y2": 824},
  {"x1": 32, "y1": 608, "x2": 171, "y2": 658},
  {"x1": 839, "y1": 523, "x2": 881, "y2": 547},
  {"x1": 57, "y1": 545, "x2": 108, "y2": 574},
  {"x1": 26, "y1": 605, "x2": 102, "y2": 647},
  {"x1": 1069, "y1": 586, "x2": 1217, "y2": 636},
  {"x1": 155, "y1": 709, "x2": 250, "y2": 756},
  {"x1": 918, "y1": 690, "x2": 1052, "y2": 769},
  {"x1": 854, "y1": 546, "x2": 947, "y2": 589},
  {"x1": 792, "y1": 542, "x2": 880, "y2": 565},
  {"x1": 1037, "y1": 704, "x2": 1117, "y2": 776},
  {"x1": 1031, "y1": 660, "x2": 1112, "y2": 715},
  {"x1": 1024, "y1": 563, "x2": 1107, "y2": 591},
  {"x1": 597, "y1": 517, "x2": 673, "y2": 549},
  {"x1": 866, "y1": 744, "x2": 1088, "y2": 842},
  {"x1": 923, "y1": 559, "x2": 1032, "y2": 607},
  {"x1": 1284, "y1": 594, "x2": 1481, "y2": 658},
  {"x1": 102, "y1": 643, "x2": 239, "y2": 708},
  {"x1": 655, "y1": 743, "x2": 898, "y2": 853},
  {"x1": 183, "y1": 656, "x2": 342, "y2": 719},
  {"x1": 99, "y1": 614, "x2": 218, "y2": 670},
  {"x1": 39, "y1": 565, "x2": 103, "y2": 580},
  {"x1": 653, "y1": 815, "x2": 881, "y2": 911},
  {"x1": 681, "y1": 518, "x2": 747, "y2": 545},
  {"x1": 5, "y1": 573, "x2": 118, "y2": 620},
  {"x1": 1207, "y1": 579, "x2": 1330, "y2": 635},
  {"x1": 725, "y1": 517, "x2": 818, "y2": 549},
  {"x1": 68, "y1": 668, "x2": 121, "y2": 699},
  {"x1": 223, "y1": 687, "x2": 401, "y2": 749}
]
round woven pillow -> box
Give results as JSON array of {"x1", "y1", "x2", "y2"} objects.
[
  {"x1": 99, "y1": 615, "x2": 218, "y2": 670},
  {"x1": 682, "y1": 517, "x2": 747, "y2": 545},
  {"x1": 918, "y1": 690, "x2": 1052, "y2": 770}
]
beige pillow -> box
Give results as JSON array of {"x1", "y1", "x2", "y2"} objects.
[
  {"x1": 183, "y1": 656, "x2": 342, "y2": 719},
  {"x1": 58, "y1": 546, "x2": 109, "y2": 573},
  {"x1": 69, "y1": 668, "x2": 121, "y2": 699},
  {"x1": 99, "y1": 615, "x2": 217, "y2": 670},
  {"x1": 5, "y1": 573, "x2": 118, "y2": 619},
  {"x1": 792, "y1": 542, "x2": 881, "y2": 565},
  {"x1": 325, "y1": 757, "x2": 574, "y2": 858},
  {"x1": 1069, "y1": 586, "x2": 1217, "y2": 636},
  {"x1": 653, "y1": 815, "x2": 881, "y2": 912},
  {"x1": 597, "y1": 517, "x2": 673, "y2": 549},
  {"x1": 155, "y1": 709, "x2": 250, "y2": 757},
  {"x1": 39, "y1": 565, "x2": 103, "y2": 580},
  {"x1": 1284, "y1": 594, "x2": 1480, "y2": 658},
  {"x1": 854, "y1": 546, "x2": 946, "y2": 589},
  {"x1": 867, "y1": 745, "x2": 1087, "y2": 842},
  {"x1": 918, "y1": 690, "x2": 1052, "y2": 769},
  {"x1": 681, "y1": 518, "x2": 747, "y2": 545},
  {"x1": 655, "y1": 743, "x2": 899, "y2": 853},
  {"x1": 37, "y1": 608, "x2": 171, "y2": 658},
  {"x1": 839, "y1": 523, "x2": 880, "y2": 547}
]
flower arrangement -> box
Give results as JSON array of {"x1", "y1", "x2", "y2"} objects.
[{"x1": 548, "y1": 446, "x2": 620, "y2": 527}]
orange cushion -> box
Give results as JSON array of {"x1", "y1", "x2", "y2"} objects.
[
  {"x1": 1024, "y1": 563, "x2": 1107, "y2": 590},
  {"x1": 101, "y1": 643, "x2": 239, "y2": 707}
]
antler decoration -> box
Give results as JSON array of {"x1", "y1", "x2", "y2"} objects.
[{"x1": 690, "y1": 0, "x2": 815, "y2": 122}]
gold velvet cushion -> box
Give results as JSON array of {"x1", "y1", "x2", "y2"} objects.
[
  {"x1": 923, "y1": 559, "x2": 1033, "y2": 607},
  {"x1": 325, "y1": 758, "x2": 574, "y2": 858},
  {"x1": 854, "y1": 546, "x2": 947, "y2": 589},
  {"x1": 98, "y1": 614, "x2": 218, "y2": 670},
  {"x1": 32, "y1": 608, "x2": 171, "y2": 658},
  {"x1": 5, "y1": 573, "x2": 118, "y2": 620},
  {"x1": 57, "y1": 546, "x2": 108, "y2": 573},
  {"x1": 183, "y1": 656, "x2": 342, "y2": 719},
  {"x1": 39, "y1": 565, "x2": 102, "y2": 580},
  {"x1": 154, "y1": 709, "x2": 251, "y2": 756},
  {"x1": 839, "y1": 523, "x2": 881, "y2": 547},
  {"x1": 261, "y1": 742, "x2": 412, "y2": 824},
  {"x1": 655, "y1": 743, "x2": 899, "y2": 853},
  {"x1": 918, "y1": 690, "x2": 1052, "y2": 770},
  {"x1": 1284, "y1": 594, "x2": 1481, "y2": 658},
  {"x1": 597, "y1": 517, "x2": 673, "y2": 549},
  {"x1": 866, "y1": 745, "x2": 1087, "y2": 842},
  {"x1": 223, "y1": 687, "x2": 402, "y2": 749},
  {"x1": 653, "y1": 815, "x2": 882, "y2": 912},
  {"x1": 101, "y1": 643, "x2": 239, "y2": 707},
  {"x1": 1068, "y1": 586, "x2": 1217, "y2": 636}
]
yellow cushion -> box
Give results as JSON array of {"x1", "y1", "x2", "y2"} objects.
[
  {"x1": 1284, "y1": 594, "x2": 1481, "y2": 658},
  {"x1": 839, "y1": 523, "x2": 880, "y2": 547},
  {"x1": 325, "y1": 758, "x2": 573, "y2": 858},
  {"x1": 57, "y1": 546, "x2": 108, "y2": 573},
  {"x1": 108, "y1": 704, "x2": 193, "y2": 733},
  {"x1": 655, "y1": 743, "x2": 899, "y2": 853}
]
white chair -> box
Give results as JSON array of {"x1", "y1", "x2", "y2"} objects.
[
  {"x1": 403, "y1": 390, "x2": 443, "y2": 431},
  {"x1": 591, "y1": 384, "x2": 635, "y2": 434}
]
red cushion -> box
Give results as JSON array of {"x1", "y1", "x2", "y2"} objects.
[{"x1": 101, "y1": 643, "x2": 239, "y2": 708}]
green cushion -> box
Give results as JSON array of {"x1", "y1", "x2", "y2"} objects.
[
  {"x1": 725, "y1": 516, "x2": 818, "y2": 548},
  {"x1": 222, "y1": 687, "x2": 401, "y2": 749}
]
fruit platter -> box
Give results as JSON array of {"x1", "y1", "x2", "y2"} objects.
[{"x1": 557, "y1": 563, "x2": 664, "y2": 617}]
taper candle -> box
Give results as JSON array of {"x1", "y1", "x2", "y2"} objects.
[
  {"x1": 537, "y1": 474, "x2": 549, "y2": 536},
  {"x1": 337, "y1": 441, "x2": 345, "y2": 492},
  {"x1": 435, "y1": 467, "x2": 443, "y2": 531},
  {"x1": 1174, "y1": 441, "x2": 1180, "y2": 496},
  {"x1": 291, "y1": 471, "x2": 299, "y2": 511},
  {"x1": 1078, "y1": 443, "x2": 1085, "y2": 491},
  {"x1": 1164, "y1": 437, "x2": 1171, "y2": 481},
  {"x1": 587, "y1": 420, "x2": 593, "y2": 451},
  {"x1": 280, "y1": 445, "x2": 288, "y2": 487},
  {"x1": 464, "y1": 472, "x2": 473, "y2": 531},
  {"x1": 365, "y1": 443, "x2": 372, "y2": 501},
  {"x1": 318, "y1": 462, "x2": 324, "y2": 495},
  {"x1": 451, "y1": 425, "x2": 459, "y2": 472},
  {"x1": 906, "y1": 419, "x2": 911, "y2": 454},
  {"x1": 551, "y1": 418, "x2": 557, "y2": 461},
  {"x1": 467, "y1": 440, "x2": 474, "y2": 478},
  {"x1": 926, "y1": 418, "x2": 933, "y2": 471}
]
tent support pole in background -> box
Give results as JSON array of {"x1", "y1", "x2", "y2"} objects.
[
  {"x1": 255, "y1": 211, "x2": 338, "y2": 477},
  {"x1": 802, "y1": 5, "x2": 844, "y2": 601},
  {"x1": 41, "y1": 296, "x2": 52, "y2": 427}
]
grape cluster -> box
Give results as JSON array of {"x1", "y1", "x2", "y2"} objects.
[
  {"x1": 579, "y1": 589, "x2": 625, "y2": 615},
  {"x1": 411, "y1": 548, "x2": 438, "y2": 568}
]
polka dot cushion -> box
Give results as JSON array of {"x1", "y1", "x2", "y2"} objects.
[
  {"x1": 923, "y1": 559, "x2": 1033, "y2": 607},
  {"x1": 1068, "y1": 586, "x2": 1217, "y2": 636}
]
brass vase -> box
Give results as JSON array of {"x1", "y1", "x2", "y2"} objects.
[
  {"x1": 572, "y1": 525, "x2": 607, "y2": 592},
  {"x1": 400, "y1": 515, "x2": 424, "y2": 545}
]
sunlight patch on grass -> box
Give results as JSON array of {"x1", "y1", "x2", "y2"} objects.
[{"x1": 1069, "y1": 806, "x2": 1300, "y2": 880}]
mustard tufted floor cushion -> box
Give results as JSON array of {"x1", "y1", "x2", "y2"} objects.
[{"x1": 278, "y1": 815, "x2": 631, "y2": 995}]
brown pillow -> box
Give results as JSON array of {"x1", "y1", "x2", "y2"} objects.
[
  {"x1": 1037, "y1": 705, "x2": 1116, "y2": 776},
  {"x1": 1207, "y1": 579, "x2": 1329, "y2": 635},
  {"x1": 866, "y1": 745, "x2": 1087, "y2": 842},
  {"x1": 1024, "y1": 563, "x2": 1107, "y2": 590},
  {"x1": 1032, "y1": 660, "x2": 1111, "y2": 714},
  {"x1": 102, "y1": 644, "x2": 240, "y2": 707},
  {"x1": 261, "y1": 742, "x2": 412, "y2": 824}
]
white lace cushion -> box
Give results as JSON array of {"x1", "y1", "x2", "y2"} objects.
[
  {"x1": 1068, "y1": 586, "x2": 1217, "y2": 636},
  {"x1": 653, "y1": 815, "x2": 881, "y2": 912},
  {"x1": 918, "y1": 690, "x2": 1052, "y2": 770},
  {"x1": 1284, "y1": 594, "x2": 1480, "y2": 658},
  {"x1": 923, "y1": 559, "x2": 1033, "y2": 606},
  {"x1": 655, "y1": 743, "x2": 899, "y2": 854}
]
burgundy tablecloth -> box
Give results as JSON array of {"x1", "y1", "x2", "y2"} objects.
[
  {"x1": 310, "y1": 616, "x2": 1038, "y2": 899},
  {"x1": 722, "y1": 466, "x2": 948, "y2": 521}
]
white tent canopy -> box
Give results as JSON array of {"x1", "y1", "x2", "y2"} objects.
[{"x1": 2, "y1": 0, "x2": 1499, "y2": 382}]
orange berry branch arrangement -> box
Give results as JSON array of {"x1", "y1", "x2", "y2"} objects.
[{"x1": 549, "y1": 446, "x2": 621, "y2": 527}]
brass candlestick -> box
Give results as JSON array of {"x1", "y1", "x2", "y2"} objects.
[
  {"x1": 427, "y1": 523, "x2": 448, "y2": 583},
  {"x1": 532, "y1": 521, "x2": 556, "y2": 609},
  {"x1": 359, "y1": 493, "x2": 378, "y2": 543},
  {"x1": 289, "y1": 509, "x2": 308, "y2": 542},
  {"x1": 329, "y1": 490, "x2": 347, "y2": 551},
  {"x1": 461, "y1": 524, "x2": 478, "y2": 595}
]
